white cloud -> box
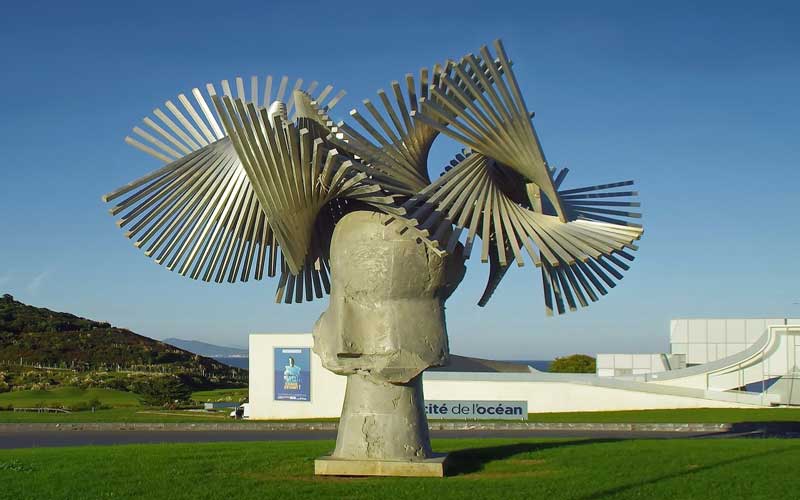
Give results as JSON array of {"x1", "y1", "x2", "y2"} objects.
[{"x1": 26, "y1": 271, "x2": 50, "y2": 295}]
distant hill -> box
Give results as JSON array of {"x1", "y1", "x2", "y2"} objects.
[
  {"x1": 0, "y1": 293, "x2": 246, "y2": 386},
  {"x1": 163, "y1": 338, "x2": 247, "y2": 358}
]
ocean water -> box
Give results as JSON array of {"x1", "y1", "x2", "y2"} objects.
[
  {"x1": 215, "y1": 357, "x2": 552, "y2": 372},
  {"x1": 214, "y1": 357, "x2": 249, "y2": 370}
]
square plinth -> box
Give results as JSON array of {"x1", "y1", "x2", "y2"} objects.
[{"x1": 315, "y1": 454, "x2": 448, "y2": 477}]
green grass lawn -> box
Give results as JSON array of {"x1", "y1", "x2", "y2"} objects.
[
  {"x1": 0, "y1": 438, "x2": 797, "y2": 499},
  {"x1": 2, "y1": 388, "x2": 800, "y2": 424},
  {"x1": 0, "y1": 388, "x2": 236, "y2": 423},
  {"x1": 0, "y1": 387, "x2": 244, "y2": 408},
  {"x1": 525, "y1": 408, "x2": 800, "y2": 423},
  {"x1": 0, "y1": 387, "x2": 140, "y2": 408},
  {"x1": 0, "y1": 407, "x2": 238, "y2": 423},
  {"x1": 191, "y1": 387, "x2": 248, "y2": 402}
]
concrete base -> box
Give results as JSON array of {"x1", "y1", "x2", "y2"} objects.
[
  {"x1": 332, "y1": 374, "x2": 433, "y2": 460},
  {"x1": 315, "y1": 454, "x2": 448, "y2": 477}
]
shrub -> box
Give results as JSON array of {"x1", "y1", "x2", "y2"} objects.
[
  {"x1": 34, "y1": 400, "x2": 63, "y2": 409},
  {"x1": 104, "y1": 377, "x2": 131, "y2": 392},
  {"x1": 133, "y1": 377, "x2": 192, "y2": 408},
  {"x1": 70, "y1": 398, "x2": 109, "y2": 412},
  {"x1": 549, "y1": 354, "x2": 596, "y2": 373}
]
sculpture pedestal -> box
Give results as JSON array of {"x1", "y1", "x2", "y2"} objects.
[
  {"x1": 315, "y1": 372, "x2": 443, "y2": 476},
  {"x1": 315, "y1": 454, "x2": 448, "y2": 477},
  {"x1": 334, "y1": 372, "x2": 432, "y2": 459}
]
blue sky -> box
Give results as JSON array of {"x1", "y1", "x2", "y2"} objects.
[{"x1": 0, "y1": 0, "x2": 798, "y2": 358}]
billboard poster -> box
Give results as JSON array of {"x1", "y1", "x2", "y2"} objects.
[{"x1": 273, "y1": 347, "x2": 311, "y2": 402}]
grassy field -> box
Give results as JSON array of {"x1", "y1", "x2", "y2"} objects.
[
  {"x1": 0, "y1": 387, "x2": 242, "y2": 408},
  {"x1": 2, "y1": 388, "x2": 800, "y2": 424},
  {"x1": 191, "y1": 387, "x2": 248, "y2": 402},
  {"x1": 0, "y1": 407, "x2": 238, "y2": 423},
  {"x1": 0, "y1": 438, "x2": 797, "y2": 499},
  {"x1": 524, "y1": 408, "x2": 800, "y2": 423},
  {"x1": 0, "y1": 387, "x2": 140, "y2": 408},
  {"x1": 0, "y1": 388, "x2": 236, "y2": 423}
]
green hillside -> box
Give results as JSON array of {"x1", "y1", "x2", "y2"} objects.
[{"x1": 0, "y1": 293, "x2": 246, "y2": 389}]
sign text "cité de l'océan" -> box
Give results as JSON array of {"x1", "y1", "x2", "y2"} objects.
[{"x1": 424, "y1": 400, "x2": 527, "y2": 420}]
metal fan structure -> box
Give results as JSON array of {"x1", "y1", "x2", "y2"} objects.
[{"x1": 103, "y1": 40, "x2": 643, "y2": 315}]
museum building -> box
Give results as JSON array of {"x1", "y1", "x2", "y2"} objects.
[{"x1": 248, "y1": 318, "x2": 800, "y2": 420}]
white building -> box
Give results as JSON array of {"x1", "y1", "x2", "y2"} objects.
[
  {"x1": 596, "y1": 353, "x2": 686, "y2": 377},
  {"x1": 597, "y1": 319, "x2": 799, "y2": 377},
  {"x1": 669, "y1": 318, "x2": 798, "y2": 365},
  {"x1": 248, "y1": 319, "x2": 800, "y2": 420}
]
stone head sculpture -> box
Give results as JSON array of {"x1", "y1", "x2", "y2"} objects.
[
  {"x1": 313, "y1": 210, "x2": 465, "y2": 384},
  {"x1": 101, "y1": 39, "x2": 644, "y2": 471}
]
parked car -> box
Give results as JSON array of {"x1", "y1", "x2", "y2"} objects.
[{"x1": 229, "y1": 403, "x2": 250, "y2": 419}]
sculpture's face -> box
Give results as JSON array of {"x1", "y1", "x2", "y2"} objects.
[{"x1": 313, "y1": 210, "x2": 465, "y2": 384}]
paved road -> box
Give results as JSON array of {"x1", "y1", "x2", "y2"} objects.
[{"x1": 0, "y1": 429, "x2": 735, "y2": 449}]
